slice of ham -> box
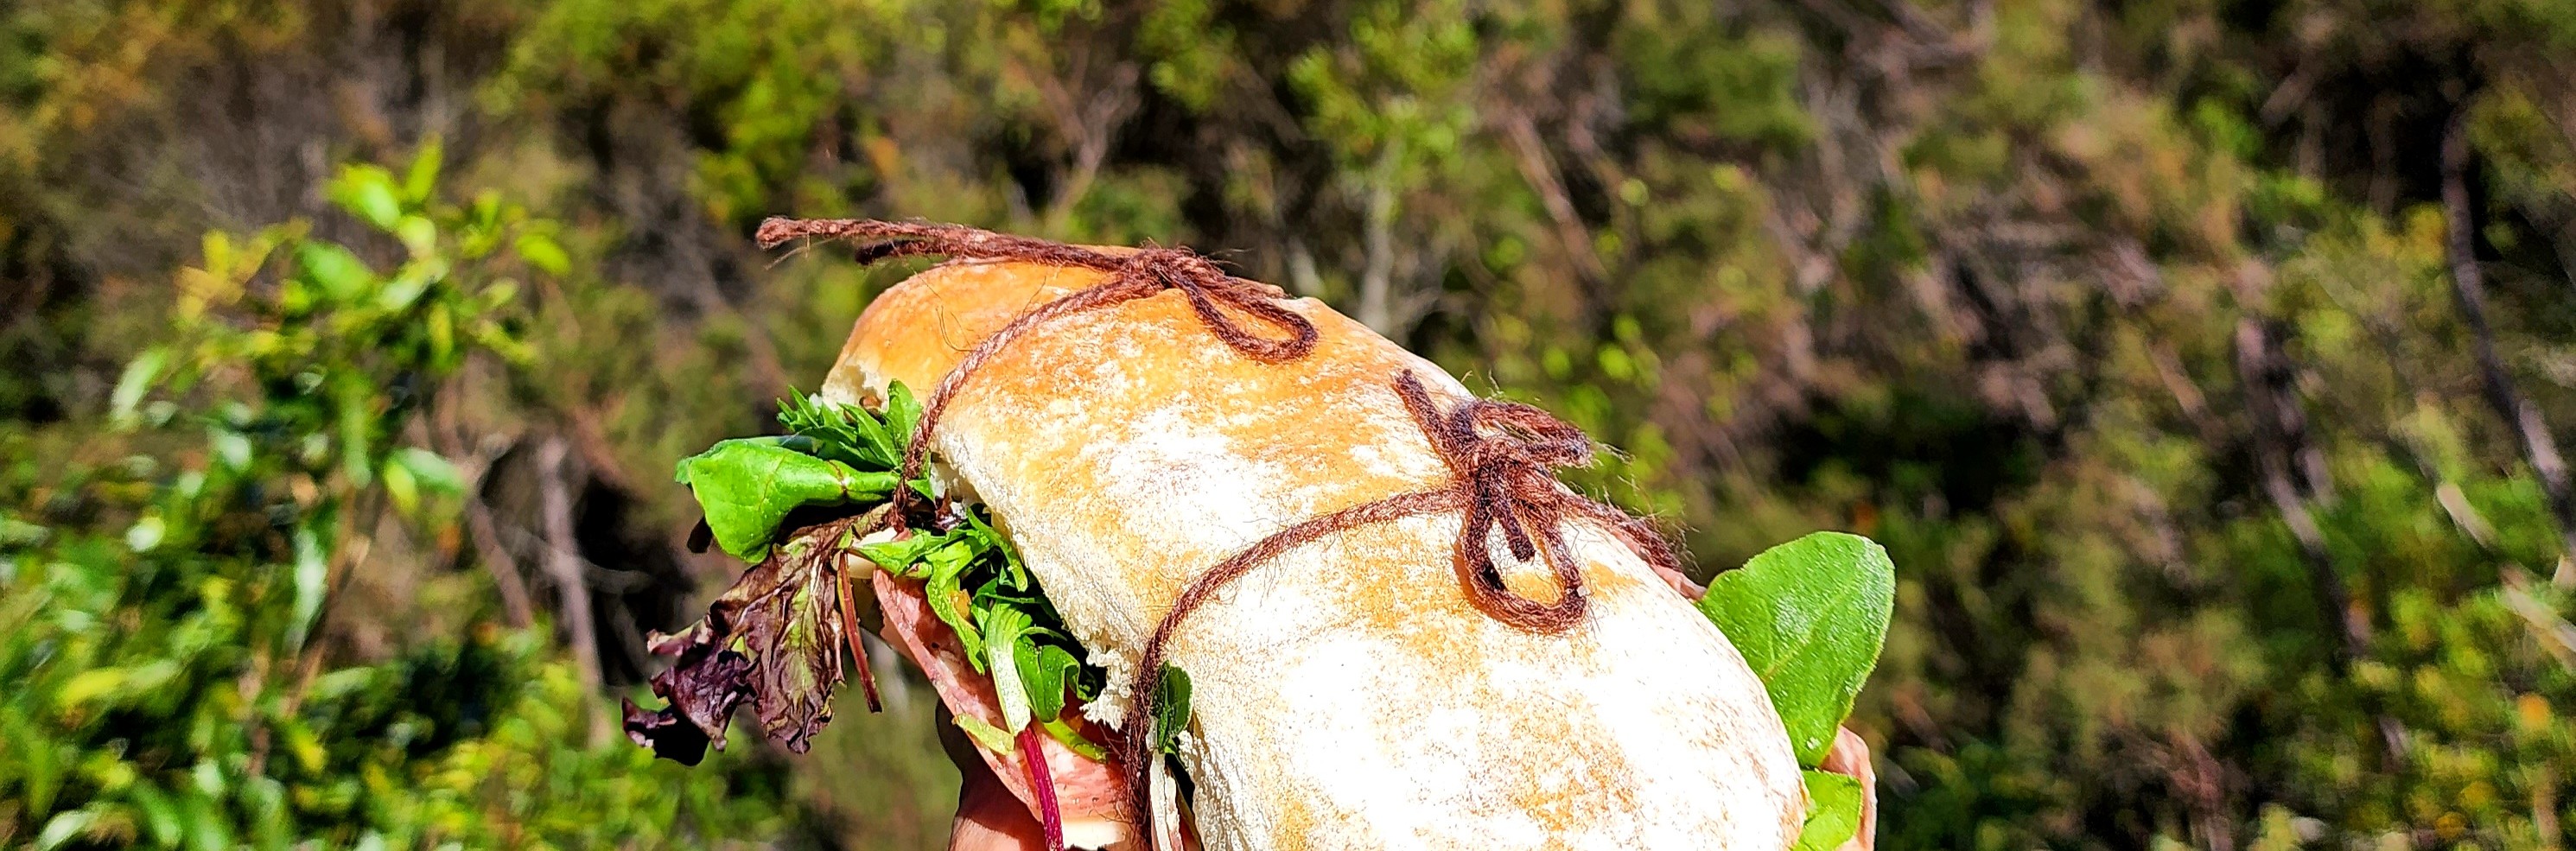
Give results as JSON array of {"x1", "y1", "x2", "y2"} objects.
[
  {"x1": 873, "y1": 571, "x2": 1136, "y2": 847},
  {"x1": 1653, "y1": 560, "x2": 1704, "y2": 599}
]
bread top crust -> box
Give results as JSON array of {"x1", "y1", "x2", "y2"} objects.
[{"x1": 823, "y1": 257, "x2": 1802, "y2": 850}]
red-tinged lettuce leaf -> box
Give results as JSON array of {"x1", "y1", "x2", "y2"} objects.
[
  {"x1": 627, "y1": 514, "x2": 871, "y2": 761},
  {"x1": 713, "y1": 522, "x2": 855, "y2": 753},
  {"x1": 621, "y1": 621, "x2": 754, "y2": 765}
]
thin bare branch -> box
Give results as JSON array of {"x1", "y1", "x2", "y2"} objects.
[
  {"x1": 2442, "y1": 111, "x2": 2576, "y2": 581},
  {"x1": 537, "y1": 436, "x2": 610, "y2": 746},
  {"x1": 1357, "y1": 138, "x2": 1403, "y2": 335},
  {"x1": 429, "y1": 386, "x2": 536, "y2": 627},
  {"x1": 463, "y1": 499, "x2": 537, "y2": 628},
  {"x1": 1035, "y1": 60, "x2": 1142, "y2": 234},
  {"x1": 1498, "y1": 106, "x2": 1611, "y2": 305},
  {"x1": 2235, "y1": 319, "x2": 2371, "y2": 663}
]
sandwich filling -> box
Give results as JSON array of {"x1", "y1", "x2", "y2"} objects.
[{"x1": 622, "y1": 385, "x2": 1178, "y2": 849}]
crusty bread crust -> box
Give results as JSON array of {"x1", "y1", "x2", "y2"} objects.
[{"x1": 822, "y1": 257, "x2": 1803, "y2": 851}]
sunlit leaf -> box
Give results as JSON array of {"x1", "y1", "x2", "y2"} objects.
[
  {"x1": 209, "y1": 428, "x2": 252, "y2": 471},
  {"x1": 514, "y1": 232, "x2": 569, "y2": 276},
  {"x1": 295, "y1": 242, "x2": 376, "y2": 302},
  {"x1": 289, "y1": 527, "x2": 329, "y2": 651},
  {"x1": 396, "y1": 215, "x2": 437, "y2": 257},
  {"x1": 124, "y1": 517, "x2": 164, "y2": 552},
  {"x1": 382, "y1": 457, "x2": 419, "y2": 515},
  {"x1": 332, "y1": 168, "x2": 405, "y2": 230},
  {"x1": 110, "y1": 348, "x2": 170, "y2": 428},
  {"x1": 1696, "y1": 531, "x2": 1893, "y2": 765},
  {"x1": 35, "y1": 808, "x2": 98, "y2": 850},
  {"x1": 389, "y1": 448, "x2": 464, "y2": 495},
  {"x1": 403, "y1": 138, "x2": 443, "y2": 203}
]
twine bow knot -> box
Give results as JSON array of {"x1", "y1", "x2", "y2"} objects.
[
  {"x1": 1397, "y1": 371, "x2": 1595, "y2": 631},
  {"x1": 1101, "y1": 248, "x2": 1311, "y2": 363}
]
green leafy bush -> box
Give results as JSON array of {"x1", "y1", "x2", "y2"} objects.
[{"x1": 0, "y1": 149, "x2": 786, "y2": 848}]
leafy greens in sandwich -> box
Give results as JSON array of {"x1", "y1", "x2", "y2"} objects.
[{"x1": 626, "y1": 384, "x2": 1167, "y2": 849}]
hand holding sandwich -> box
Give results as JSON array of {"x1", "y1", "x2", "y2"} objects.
[{"x1": 946, "y1": 723, "x2": 1879, "y2": 851}]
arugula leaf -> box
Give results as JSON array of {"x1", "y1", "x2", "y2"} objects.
[
  {"x1": 676, "y1": 439, "x2": 898, "y2": 560},
  {"x1": 982, "y1": 605, "x2": 1038, "y2": 732},
  {"x1": 853, "y1": 528, "x2": 957, "y2": 575},
  {"x1": 1154, "y1": 664, "x2": 1193, "y2": 755},
  {"x1": 884, "y1": 380, "x2": 923, "y2": 454},
  {"x1": 862, "y1": 505, "x2": 1111, "y2": 757},
  {"x1": 1040, "y1": 717, "x2": 1107, "y2": 760},
  {"x1": 1792, "y1": 770, "x2": 1864, "y2": 851},
  {"x1": 778, "y1": 387, "x2": 898, "y2": 468},
  {"x1": 954, "y1": 713, "x2": 1016, "y2": 754},
  {"x1": 1021, "y1": 644, "x2": 1084, "y2": 721},
  {"x1": 1695, "y1": 531, "x2": 1895, "y2": 765},
  {"x1": 924, "y1": 541, "x2": 985, "y2": 667},
  {"x1": 959, "y1": 506, "x2": 1027, "y2": 587}
]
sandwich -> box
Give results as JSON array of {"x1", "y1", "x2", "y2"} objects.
[{"x1": 622, "y1": 219, "x2": 1892, "y2": 851}]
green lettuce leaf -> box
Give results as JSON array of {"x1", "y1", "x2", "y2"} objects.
[
  {"x1": 1696, "y1": 531, "x2": 1895, "y2": 765},
  {"x1": 1792, "y1": 770, "x2": 1864, "y2": 850},
  {"x1": 676, "y1": 438, "x2": 897, "y2": 560}
]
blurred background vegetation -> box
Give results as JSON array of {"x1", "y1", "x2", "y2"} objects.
[{"x1": 2, "y1": 0, "x2": 2573, "y2": 848}]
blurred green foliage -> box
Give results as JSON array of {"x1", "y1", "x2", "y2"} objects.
[
  {"x1": 1, "y1": 149, "x2": 784, "y2": 848},
  {"x1": 3, "y1": 0, "x2": 2576, "y2": 848}
]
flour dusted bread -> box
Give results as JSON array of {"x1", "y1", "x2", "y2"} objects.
[{"x1": 818, "y1": 257, "x2": 1805, "y2": 850}]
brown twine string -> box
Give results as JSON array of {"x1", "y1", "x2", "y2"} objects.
[
  {"x1": 754, "y1": 218, "x2": 1322, "y2": 531},
  {"x1": 1116, "y1": 370, "x2": 1686, "y2": 831}
]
